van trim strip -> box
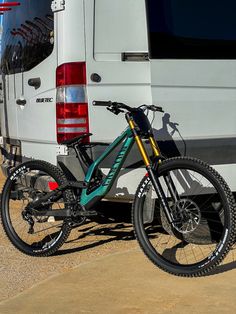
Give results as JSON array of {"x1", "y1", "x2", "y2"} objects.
[{"x1": 2, "y1": 137, "x2": 236, "y2": 168}]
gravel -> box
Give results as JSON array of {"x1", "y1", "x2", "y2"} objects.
[
  {"x1": 1, "y1": 169, "x2": 236, "y2": 302},
  {"x1": 0, "y1": 216, "x2": 138, "y2": 302},
  {"x1": 0, "y1": 166, "x2": 139, "y2": 302}
]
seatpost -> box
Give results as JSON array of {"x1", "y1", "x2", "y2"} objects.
[{"x1": 72, "y1": 144, "x2": 93, "y2": 174}]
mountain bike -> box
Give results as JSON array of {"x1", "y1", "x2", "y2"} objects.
[{"x1": 1, "y1": 101, "x2": 236, "y2": 277}]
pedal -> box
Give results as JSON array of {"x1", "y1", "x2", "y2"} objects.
[{"x1": 77, "y1": 210, "x2": 98, "y2": 217}]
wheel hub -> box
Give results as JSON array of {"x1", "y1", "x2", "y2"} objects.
[{"x1": 171, "y1": 199, "x2": 201, "y2": 234}]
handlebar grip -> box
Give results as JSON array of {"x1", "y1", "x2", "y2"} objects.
[
  {"x1": 93, "y1": 101, "x2": 112, "y2": 107},
  {"x1": 155, "y1": 106, "x2": 164, "y2": 113},
  {"x1": 149, "y1": 105, "x2": 164, "y2": 113}
]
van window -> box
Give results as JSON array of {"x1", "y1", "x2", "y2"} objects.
[
  {"x1": 1, "y1": 0, "x2": 54, "y2": 74},
  {"x1": 94, "y1": 0, "x2": 148, "y2": 60},
  {"x1": 146, "y1": 0, "x2": 236, "y2": 59}
]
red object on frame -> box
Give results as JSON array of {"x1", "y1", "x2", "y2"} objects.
[
  {"x1": 0, "y1": 8, "x2": 12, "y2": 11},
  {"x1": 48, "y1": 182, "x2": 59, "y2": 191}
]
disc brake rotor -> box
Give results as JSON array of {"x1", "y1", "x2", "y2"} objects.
[{"x1": 171, "y1": 199, "x2": 201, "y2": 234}]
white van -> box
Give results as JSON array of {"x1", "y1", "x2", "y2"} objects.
[{"x1": 1, "y1": 0, "x2": 236, "y2": 201}]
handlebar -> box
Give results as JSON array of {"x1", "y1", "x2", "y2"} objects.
[
  {"x1": 92, "y1": 101, "x2": 164, "y2": 115},
  {"x1": 92, "y1": 101, "x2": 112, "y2": 107}
]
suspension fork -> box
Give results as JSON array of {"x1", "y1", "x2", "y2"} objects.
[
  {"x1": 149, "y1": 136, "x2": 181, "y2": 203},
  {"x1": 126, "y1": 114, "x2": 175, "y2": 224}
]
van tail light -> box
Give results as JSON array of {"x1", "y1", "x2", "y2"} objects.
[
  {"x1": 0, "y1": 8, "x2": 12, "y2": 11},
  {"x1": 56, "y1": 62, "x2": 89, "y2": 144},
  {"x1": 0, "y1": 2, "x2": 21, "y2": 7}
]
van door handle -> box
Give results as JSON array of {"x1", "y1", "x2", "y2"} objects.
[
  {"x1": 16, "y1": 98, "x2": 27, "y2": 106},
  {"x1": 28, "y1": 77, "x2": 41, "y2": 89},
  {"x1": 121, "y1": 52, "x2": 149, "y2": 61},
  {"x1": 90, "y1": 73, "x2": 101, "y2": 83}
]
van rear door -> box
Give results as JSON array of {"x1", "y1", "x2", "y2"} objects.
[
  {"x1": 1, "y1": 0, "x2": 57, "y2": 164},
  {"x1": 85, "y1": 0, "x2": 151, "y2": 142},
  {"x1": 146, "y1": 0, "x2": 236, "y2": 189}
]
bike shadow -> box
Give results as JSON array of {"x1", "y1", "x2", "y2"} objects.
[
  {"x1": 211, "y1": 261, "x2": 236, "y2": 275},
  {"x1": 207, "y1": 247, "x2": 236, "y2": 276},
  {"x1": 55, "y1": 217, "x2": 236, "y2": 277},
  {"x1": 160, "y1": 240, "x2": 236, "y2": 276},
  {"x1": 55, "y1": 216, "x2": 135, "y2": 256}
]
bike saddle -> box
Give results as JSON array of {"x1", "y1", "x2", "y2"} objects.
[{"x1": 60, "y1": 133, "x2": 92, "y2": 146}]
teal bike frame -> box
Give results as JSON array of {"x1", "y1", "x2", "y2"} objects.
[
  {"x1": 28, "y1": 105, "x2": 174, "y2": 226},
  {"x1": 80, "y1": 127, "x2": 135, "y2": 209}
]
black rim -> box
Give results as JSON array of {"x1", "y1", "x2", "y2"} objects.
[
  {"x1": 2, "y1": 163, "x2": 68, "y2": 253},
  {"x1": 136, "y1": 161, "x2": 230, "y2": 271}
]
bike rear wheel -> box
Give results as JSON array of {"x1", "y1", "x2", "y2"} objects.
[
  {"x1": 132, "y1": 157, "x2": 236, "y2": 277},
  {"x1": 1, "y1": 160, "x2": 73, "y2": 256}
]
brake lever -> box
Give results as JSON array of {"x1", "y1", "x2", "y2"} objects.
[
  {"x1": 107, "y1": 106, "x2": 124, "y2": 115},
  {"x1": 150, "y1": 105, "x2": 164, "y2": 113},
  {"x1": 107, "y1": 107, "x2": 114, "y2": 113}
]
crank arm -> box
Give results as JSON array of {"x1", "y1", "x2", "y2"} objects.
[
  {"x1": 30, "y1": 208, "x2": 97, "y2": 218},
  {"x1": 30, "y1": 209, "x2": 71, "y2": 217}
]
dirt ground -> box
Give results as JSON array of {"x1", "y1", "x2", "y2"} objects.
[
  {"x1": 0, "y1": 168, "x2": 138, "y2": 302},
  {"x1": 1, "y1": 166, "x2": 236, "y2": 313}
]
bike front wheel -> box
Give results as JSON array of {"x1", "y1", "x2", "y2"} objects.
[
  {"x1": 132, "y1": 157, "x2": 236, "y2": 277},
  {"x1": 1, "y1": 160, "x2": 73, "y2": 256}
]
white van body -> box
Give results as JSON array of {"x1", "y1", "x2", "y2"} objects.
[{"x1": 1, "y1": 0, "x2": 236, "y2": 201}]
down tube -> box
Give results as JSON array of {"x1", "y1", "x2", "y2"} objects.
[{"x1": 80, "y1": 134, "x2": 135, "y2": 208}]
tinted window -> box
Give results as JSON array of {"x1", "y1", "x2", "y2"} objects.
[
  {"x1": 146, "y1": 0, "x2": 236, "y2": 59},
  {"x1": 1, "y1": 0, "x2": 54, "y2": 74}
]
